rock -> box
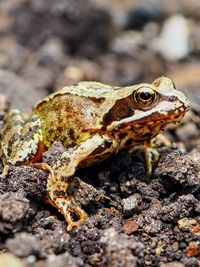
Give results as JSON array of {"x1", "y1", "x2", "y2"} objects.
[
  {"x1": 34, "y1": 252, "x2": 84, "y2": 267},
  {"x1": 0, "y1": 253, "x2": 26, "y2": 267},
  {"x1": 56, "y1": 59, "x2": 99, "y2": 88},
  {"x1": 122, "y1": 194, "x2": 142, "y2": 217},
  {"x1": 167, "y1": 62, "x2": 200, "y2": 117},
  {"x1": 112, "y1": 30, "x2": 145, "y2": 55},
  {"x1": 0, "y1": 192, "x2": 32, "y2": 234},
  {"x1": 68, "y1": 209, "x2": 123, "y2": 261},
  {"x1": 68, "y1": 216, "x2": 102, "y2": 259},
  {"x1": 34, "y1": 228, "x2": 69, "y2": 257},
  {"x1": 0, "y1": 37, "x2": 29, "y2": 71},
  {"x1": 177, "y1": 217, "x2": 197, "y2": 232},
  {"x1": 151, "y1": 14, "x2": 191, "y2": 60},
  {"x1": 159, "y1": 195, "x2": 198, "y2": 223},
  {"x1": 155, "y1": 150, "x2": 200, "y2": 189},
  {"x1": 38, "y1": 38, "x2": 66, "y2": 62},
  {"x1": 136, "y1": 212, "x2": 163, "y2": 235},
  {"x1": 67, "y1": 177, "x2": 105, "y2": 207},
  {"x1": 181, "y1": 257, "x2": 199, "y2": 267},
  {"x1": 175, "y1": 122, "x2": 200, "y2": 143},
  {"x1": 99, "y1": 228, "x2": 144, "y2": 267},
  {"x1": 7, "y1": 166, "x2": 48, "y2": 201},
  {"x1": 191, "y1": 224, "x2": 200, "y2": 235},
  {"x1": 186, "y1": 242, "x2": 200, "y2": 257},
  {"x1": 6, "y1": 230, "x2": 69, "y2": 259},
  {"x1": 120, "y1": 177, "x2": 162, "y2": 200},
  {"x1": 6, "y1": 233, "x2": 38, "y2": 257},
  {"x1": 143, "y1": 218, "x2": 162, "y2": 235},
  {"x1": 122, "y1": 219, "x2": 139, "y2": 234},
  {"x1": 126, "y1": 3, "x2": 164, "y2": 30},
  {"x1": 42, "y1": 141, "x2": 66, "y2": 167},
  {"x1": 160, "y1": 262, "x2": 184, "y2": 267},
  {"x1": 0, "y1": 69, "x2": 47, "y2": 111},
  {"x1": 98, "y1": 53, "x2": 144, "y2": 86},
  {"x1": 20, "y1": 64, "x2": 54, "y2": 90},
  {"x1": 13, "y1": 0, "x2": 116, "y2": 56}
]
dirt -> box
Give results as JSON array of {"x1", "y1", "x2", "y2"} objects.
[{"x1": 0, "y1": 1, "x2": 199, "y2": 267}]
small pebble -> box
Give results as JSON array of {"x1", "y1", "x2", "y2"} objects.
[
  {"x1": 122, "y1": 194, "x2": 141, "y2": 217},
  {"x1": 151, "y1": 14, "x2": 191, "y2": 60}
]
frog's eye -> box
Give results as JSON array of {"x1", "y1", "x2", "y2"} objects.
[{"x1": 134, "y1": 87, "x2": 157, "y2": 107}]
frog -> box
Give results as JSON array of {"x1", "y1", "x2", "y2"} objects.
[{"x1": 0, "y1": 76, "x2": 189, "y2": 231}]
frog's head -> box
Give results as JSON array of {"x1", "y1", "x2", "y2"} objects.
[{"x1": 105, "y1": 76, "x2": 189, "y2": 140}]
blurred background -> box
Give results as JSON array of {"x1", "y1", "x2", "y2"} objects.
[{"x1": 0, "y1": 0, "x2": 199, "y2": 115}]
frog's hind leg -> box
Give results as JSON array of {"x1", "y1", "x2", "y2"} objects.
[
  {"x1": 47, "y1": 176, "x2": 88, "y2": 231},
  {"x1": 33, "y1": 162, "x2": 88, "y2": 231},
  {"x1": 0, "y1": 109, "x2": 43, "y2": 166},
  {"x1": 38, "y1": 134, "x2": 115, "y2": 231}
]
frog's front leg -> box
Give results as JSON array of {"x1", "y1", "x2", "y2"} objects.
[
  {"x1": 43, "y1": 134, "x2": 116, "y2": 231},
  {"x1": 0, "y1": 110, "x2": 43, "y2": 166},
  {"x1": 130, "y1": 140, "x2": 159, "y2": 176},
  {"x1": 142, "y1": 134, "x2": 172, "y2": 175},
  {"x1": 143, "y1": 141, "x2": 159, "y2": 176}
]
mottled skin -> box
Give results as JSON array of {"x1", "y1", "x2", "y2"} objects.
[{"x1": 0, "y1": 77, "x2": 189, "y2": 230}]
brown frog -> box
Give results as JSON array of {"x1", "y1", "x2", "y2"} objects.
[{"x1": 0, "y1": 76, "x2": 189, "y2": 230}]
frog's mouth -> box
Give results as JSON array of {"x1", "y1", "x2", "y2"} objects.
[
  {"x1": 117, "y1": 104, "x2": 188, "y2": 141},
  {"x1": 132, "y1": 104, "x2": 187, "y2": 125}
]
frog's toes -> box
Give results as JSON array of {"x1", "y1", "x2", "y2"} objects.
[
  {"x1": 155, "y1": 133, "x2": 171, "y2": 147},
  {"x1": 65, "y1": 205, "x2": 88, "y2": 231},
  {"x1": 54, "y1": 198, "x2": 88, "y2": 231}
]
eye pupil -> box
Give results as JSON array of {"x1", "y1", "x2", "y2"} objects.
[
  {"x1": 134, "y1": 87, "x2": 157, "y2": 108},
  {"x1": 139, "y1": 91, "x2": 152, "y2": 100}
]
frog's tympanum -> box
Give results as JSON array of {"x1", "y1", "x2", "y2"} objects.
[{"x1": 0, "y1": 77, "x2": 189, "y2": 230}]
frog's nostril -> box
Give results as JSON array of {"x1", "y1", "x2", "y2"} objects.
[{"x1": 169, "y1": 96, "x2": 177, "y2": 101}]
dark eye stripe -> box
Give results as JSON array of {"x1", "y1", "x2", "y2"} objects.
[{"x1": 102, "y1": 97, "x2": 135, "y2": 127}]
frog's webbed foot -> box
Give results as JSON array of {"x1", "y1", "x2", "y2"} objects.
[{"x1": 53, "y1": 198, "x2": 88, "y2": 231}]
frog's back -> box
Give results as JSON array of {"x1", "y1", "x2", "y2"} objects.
[{"x1": 32, "y1": 82, "x2": 128, "y2": 148}]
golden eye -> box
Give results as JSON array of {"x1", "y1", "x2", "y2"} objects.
[{"x1": 134, "y1": 87, "x2": 156, "y2": 107}]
